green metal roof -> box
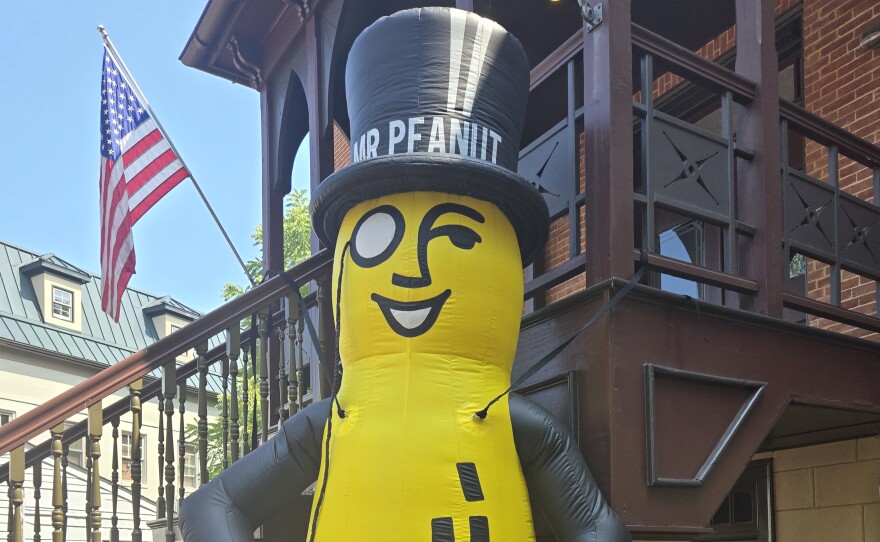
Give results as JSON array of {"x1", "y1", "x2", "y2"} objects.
[{"x1": 0, "y1": 240, "x2": 222, "y2": 380}]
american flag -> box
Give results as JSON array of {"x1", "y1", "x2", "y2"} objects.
[{"x1": 99, "y1": 47, "x2": 189, "y2": 321}]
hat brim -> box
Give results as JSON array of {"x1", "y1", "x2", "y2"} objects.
[{"x1": 310, "y1": 153, "x2": 549, "y2": 266}]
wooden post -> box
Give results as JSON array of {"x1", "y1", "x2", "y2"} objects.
[
  {"x1": 9, "y1": 446, "x2": 24, "y2": 542},
  {"x1": 583, "y1": 0, "x2": 635, "y2": 286},
  {"x1": 155, "y1": 390, "x2": 165, "y2": 519},
  {"x1": 735, "y1": 0, "x2": 783, "y2": 317},
  {"x1": 286, "y1": 293, "x2": 301, "y2": 415},
  {"x1": 161, "y1": 362, "x2": 176, "y2": 542},
  {"x1": 221, "y1": 354, "x2": 230, "y2": 470},
  {"x1": 178, "y1": 382, "x2": 188, "y2": 506},
  {"x1": 33, "y1": 462, "x2": 42, "y2": 542},
  {"x1": 258, "y1": 311, "x2": 271, "y2": 443},
  {"x1": 242, "y1": 345, "x2": 250, "y2": 456},
  {"x1": 129, "y1": 380, "x2": 143, "y2": 542},
  {"x1": 580, "y1": 0, "x2": 634, "y2": 503},
  {"x1": 196, "y1": 341, "x2": 209, "y2": 484},
  {"x1": 227, "y1": 326, "x2": 241, "y2": 463},
  {"x1": 50, "y1": 425, "x2": 64, "y2": 542},
  {"x1": 110, "y1": 418, "x2": 120, "y2": 542},
  {"x1": 87, "y1": 403, "x2": 102, "y2": 542}
]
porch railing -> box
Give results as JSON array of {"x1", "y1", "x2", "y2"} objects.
[
  {"x1": 0, "y1": 250, "x2": 332, "y2": 542},
  {"x1": 524, "y1": 22, "x2": 880, "y2": 336}
]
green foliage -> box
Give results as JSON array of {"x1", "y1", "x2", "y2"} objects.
[{"x1": 221, "y1": 189, "x2": 313, "y2": 301}]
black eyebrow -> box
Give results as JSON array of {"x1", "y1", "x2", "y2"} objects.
[{"x1": 423, "y1": 203, "x2": 485, "y2": 229}]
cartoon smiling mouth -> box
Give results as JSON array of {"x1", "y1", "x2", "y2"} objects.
[{"x1": 370, "y1": 289, "x2": 452, "y2": 338}]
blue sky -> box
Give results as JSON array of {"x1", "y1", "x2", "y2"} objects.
[{"x1": 0, "y1": 3, "x2": 310, "y2": 314}]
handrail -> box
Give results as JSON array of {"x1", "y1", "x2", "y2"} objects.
[
  {"x1": 780, "y1": 99, "x2": 880, "y2": 168},
  {"x1": 631, "y1": 23, "x2": 756, "y2": 103},
  {"x1": 0, "y1": 290, "x2": 319, "y2": 483},
  {"x1": 0, "y1": 250, "x2": 332, "y2": 456}
]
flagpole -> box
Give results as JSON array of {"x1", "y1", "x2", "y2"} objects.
[{"x1": 97, "y1": 25, "x2": 257, "y2": 288}]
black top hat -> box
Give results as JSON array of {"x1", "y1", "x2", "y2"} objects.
[{"x1": 310, "y1": 7, "x2": 549, "y2": 265}]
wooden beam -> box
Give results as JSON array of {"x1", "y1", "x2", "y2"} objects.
[
  {"x1": 583, "y1": 0, "x2": 635, "y2": 286},
  {"x1": 735, "y1": 0, "x2": 783, "y2": 317}
]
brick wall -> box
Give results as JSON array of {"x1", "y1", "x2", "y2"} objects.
[
  {"x1": 800, "y1": 0, "x2": 880, "y2": 338},
  {"x1": 767, "y1": 438, "x2": 880, "y2": 542},
  {"x1": 333, "y1": 122, "x2": 351, "y2": 173}
]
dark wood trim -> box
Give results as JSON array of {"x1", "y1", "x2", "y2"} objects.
[
  {"x1": 638, "y1": 251, "x2": 759, "y2": 295},
  {"x1": 529, "y1": 31, "x2": 582, "y2": 90},
  {"x1": 762, "y1": 420, "x2": 880, "y2": 451},
  {"x1": 0, "y1": 251, "x2": 332, "y2": 456},
  {"x1": 262, "y1": 89, "x2": 285, "y2": 274},
  {"x1": 781, "y1": 292, "x2": 880, "y2": 334},
  {"x1": 631, "y1": 24, "x2": 756, "y2": 103},
  {"x1": 626, "y1": 524, "x2": 714, "y2": 536},
  {"x1": 780, "y1": 99, "x2": 880, "y2": 168},
  {"x1": 583, "y1": 0, "x2": 635, "y2": 286},
  {"x1": 524, "y1": 254, "x2": 587, "y2": 300},
  {"x1": 734, "y1": 0, "x2": 784, "y2": 318}
]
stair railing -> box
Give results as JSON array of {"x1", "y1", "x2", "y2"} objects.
[{"x1": 0, "y1": 249, "x2": 332, "y2": 542}]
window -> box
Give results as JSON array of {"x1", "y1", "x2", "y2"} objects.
[
  {"x1": 121, "y1": 431, "x2": 147, "y2": 482},
  {"x1": 52, "y1": 286, "x2": 74, "y2": 321},
  {"x1": 657, "y1": 221, "x2": 704, "y2": 298},
  {"x1": 170, "y1": 324, "x2": 182, "y2": 333},
  {"x1": 0, "y1": 410, "x2": 13, "y2": 426},
  {"x1": 183, "y1": 444, "x2": 198, "y2": 489},
  {"x1": 63, "y1": 422, "x2": 85, "y2": 467}
]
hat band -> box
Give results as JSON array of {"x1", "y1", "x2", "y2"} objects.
[{"x1": 351, "y1": 115, "x2": 508, "y2": 168}]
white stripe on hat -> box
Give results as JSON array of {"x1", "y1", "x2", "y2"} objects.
[{"x1": 447, "y1": 10, "x2": 467, "y2": 114}]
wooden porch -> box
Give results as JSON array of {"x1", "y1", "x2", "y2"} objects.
[{"x1": 3, "y1": 0, "x2": 880, "y2": 540}]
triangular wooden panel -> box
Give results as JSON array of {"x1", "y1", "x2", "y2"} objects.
[{"x1": 644, "y1": 364, "x2": 766, "y2": 487}]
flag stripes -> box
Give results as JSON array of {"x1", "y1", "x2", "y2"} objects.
[{"x1": 98, "y1": 46, "x2": 189, "y2": 321}]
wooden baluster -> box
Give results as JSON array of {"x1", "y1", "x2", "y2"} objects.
[
  {"x1": 60, "y1": 446, "x2": 68, "y2": 542},
  {"x1": 50, "y1": 425, "x2": 64, "y2": 542},
  {"x1": 241, "y1": 344, "x2": 250, "y2": 456},
  {"x1": 129, "y1": 380, "x2": 143, "y2": 542},
  {"x1": 296, "y1": 307, "x2": 305, "y2": 408},
  {"x1": 7, "y1": 476, "x2": 12, "y2": 542},
  {"x1": 84, "y1": 426, "x2": 91, "y2": 542},
  {"x1": 285, "y1": 294, "x2": 299, "y2": 415},
  {"x1": 9, "y1": 446, "x2": 24, "y2": 542},
  {"x1": 33, "y1": 461, "x2": 42, "y2": 542},
  {"x1": 110, "y1": 418, "x2": 119, "y2": 542},
  {"x1": 227, "y1": 326, "x2": 241, "y2": 463},
  {"x1": 155, "y1": 390, "x2": 165, "y2": 520},
  {"x1": 109, "y1": 418, "x2": 119, "y2": 542},
  {"x1": 221, "y1": 353, "x2": 230, "y2": 471},
  {"x1": 278, "y1": 317, "x2": 290, "y2": 421},
  {"x1": 258, "y1": 310, "x2": 270, "y2": 443},
  {"x1": 178, "y1": 382, "x2": 187, "y2": 510},
  {"x1": 87, "y1": 402, "x2": 103, "y2": 542},
  {"x1": 161, "y1": 362, "x2": 176, "y2": 542},
  {"x1": 196, "y1": 342, "x2": 209, "y2": 485},
  {"x1": 317, "y1": 274, "x2": 333, "y2": 398}
]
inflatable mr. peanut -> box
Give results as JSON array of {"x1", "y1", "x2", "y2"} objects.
[{"x1": 180, "y1": 7, "x2": 630, "y2": 542}]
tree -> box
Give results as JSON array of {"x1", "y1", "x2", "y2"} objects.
[
  {"x1": 221, "y1": 189, "x2": 313, "y2": 300},
  {"x1": 190, "y1": 189, "x2": 313, "y2": 481}
]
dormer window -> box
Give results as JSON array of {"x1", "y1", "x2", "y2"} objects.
[
  {"x1": 52, "y1": 287, "x2": 74, "y2": 321},
  {"x1": 19, "y1": 254, "x2": 90, "y2": 332}
]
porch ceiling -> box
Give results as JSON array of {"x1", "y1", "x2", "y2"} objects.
[{"x1": 180, "y1": 0, "x2": 738, "y2": 88}]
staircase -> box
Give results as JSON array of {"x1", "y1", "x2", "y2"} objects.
[{"x1": 0, "y1": 250, "x2": 332, "y2": 542}]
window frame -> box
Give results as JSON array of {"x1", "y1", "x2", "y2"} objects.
[
  {"x1": 51, "y1": 286, "x2": 74, "y2": 322},
  {"x1": 121, "y1": 430, "x2": 147, "y2": 484},
  {"x1": 0, "y1": 410, "x2": 14, "y2": 426},
  {"x1": 183, "y1": 443, "x2": 198, "y2": 489}
]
